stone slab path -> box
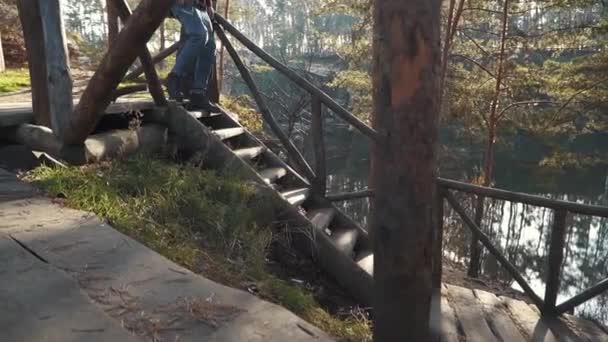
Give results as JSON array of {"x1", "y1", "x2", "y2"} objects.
[{"x1": 0, "y1": 168, "x2": 333, "y2": 342}]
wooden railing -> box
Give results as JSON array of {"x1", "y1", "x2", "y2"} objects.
[
  {"x1": 127, "y1": 14, "x2": 608, "y2": 318},
  {"x1": 436, "y1": 178, "x2": 608, "y2": 316}
]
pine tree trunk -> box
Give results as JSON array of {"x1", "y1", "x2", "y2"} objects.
[{"x1": 371, "y1": 0, "x2": 441, "y2": 340}]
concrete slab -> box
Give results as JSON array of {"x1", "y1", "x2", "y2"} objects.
[
  {"x1": 0, "y1": 192, "x2": 333, "y2": 341},
  {"x1": 0, "y1": 235, "x2": 142, "y2": 342}
]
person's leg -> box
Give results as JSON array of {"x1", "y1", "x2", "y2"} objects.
[
  {"x1": 189, "y1": 9, "x2": 220, "y2": 112},
  {"x1": 168, "y1": 4, "x2": 205, "y2": 100}
]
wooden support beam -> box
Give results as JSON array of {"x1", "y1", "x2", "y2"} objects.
[
  {"x1": 112, "y1": 84, "x2": 148, "y2": 101},
  {"x1": 445, "y1": 191, "x2": 545, "y2": 309},
  {"x1": 214, "y1": 15, "x2": 380, "y2": 142},
  {"x1": 124, "y1": 42, "x2": 180, "y2": 81},
  {"x1": 112, "y1": 0, "x2": 166, "y2": 107},
  {"x1": 0, "y1": 31, "x2": 5, "y2": 72},
  {"x1": 311, "y1": 96, "x2": 326, "y2": 196},
  {"x1": 107, "y1": 1, "x2": 119, "y2": 47},
  {"x1": 64, "y1": 0, "x2": 172, "y2": 145},
  {"x1": 432, "y1": 188, "x2": 445, "y2": 289},
  {"x1": 544, "y1": 209, "x2": 568, "y2": 315},
  {"x1": 215, "y1": 25, "x2": 316, "y2": 181}
]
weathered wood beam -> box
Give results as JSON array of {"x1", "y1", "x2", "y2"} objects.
[
  {"x1": 112, "y1": 0, "x2": 166, "y2": 106},
  {"x1": 214, "y1": 15, "x2": 380, "y2": 142},
  {"x1": 0, "y1": 31, "x2": 5, "y2": 72},
  {"x1": 215, "y1": 25, "x2": 316, "y2": 181},
  {"x1": 445, "y1": 191, "x2": 545, "y2": 309},
  {"x1": 64, "y1": 0, "x2": 172, "y2": 145},
  {"x1": 556, "y1": 278, "x2": 608, "y2": 315},
  {"x1": 107, "y1": 0, "x2": 119, "y2": 47},
  {"x1": 124, "y1": 42, "x2": 179, "y2": 81},
  {"x1": 1, "y1": 124, "x2": 166, "y2": 165},
  {"x1": 38, "y1": 0, "x2": 73, "y2": 140},
  {"x1": 17, "y1": 0, "x2": 49, "y2": 126},
  {"x1": 311, "y1": 96, "x2": 326, "y2": 196},
  {"x1": 326, "y1": 189, "x2": 374, "y2": 202},
  {"x1": 543, "y1": 209, "x2": 568, "y2": 315},
  {"x1": 438, "y1": 178, "x2": 608, "y2": 218}
]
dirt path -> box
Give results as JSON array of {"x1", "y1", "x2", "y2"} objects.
[{"x1": 0, "y1": 69, "x2": 94, "y2": 103}]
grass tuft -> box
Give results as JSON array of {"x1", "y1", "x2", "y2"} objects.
[
  {"x1": 27, "y1": 157, "x2": 371, "y2": 341},
  {"x1": 0, "y1": 68, "x2": 30, "y2": 94}
]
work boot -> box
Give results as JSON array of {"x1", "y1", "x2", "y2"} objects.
[
  {"x1": 188, "y1": 92, "x2": 221, "y2": 113},
  {"x1": 167, "y1": 73, "x2": 184, "y2": 102}
]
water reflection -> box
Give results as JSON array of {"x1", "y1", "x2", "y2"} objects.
[{"x1": 311, "y1": 123, "x2": 608, "y2": 325}]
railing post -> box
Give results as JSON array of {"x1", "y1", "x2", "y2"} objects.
[
  {"x1": 311, "y1": 95, "x2": 326, "y2": 196},
  {"x1": 544, "y1": 209, "x2": 568, "y2": 315},
  {"x1": 432, "y1": 187, "x2": 445, "y2": 289}
]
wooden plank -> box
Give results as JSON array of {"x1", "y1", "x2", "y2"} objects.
[
  {"x1": 474, "y1": 289, "x2": 526, "y2": 342},
  {"x1": 563, "y1": 314, "x2": 608, "y2": 342},
  {"x1": 556, "y1": 278, "x2": 608, "y2": 315},
  {"x1": 212, "y1": 127, "x2": 245, "y2": 140},
  {"x1": 38, "y1": 0, "x2": 74, "y2": 141},
  {"x1": 0, "y1": 236, "x2": 141, "y2": 341},
  {"x1": 326, "y1": 189, "x2": 374, "y2": 202},
  {"x1": 501, "y1": 296, "x2": 560, "y2": 342},
  {"x1": 258, "y1": 167, "x2": 287, "y2": 184},
  {"x1": 544, "y1": 209, "x2": 568, "y2": 315},
  {"x1": 447, "y1": 285, "x2": 497, "y2": 342},
  {"x1": 430, "y1": 287, "x2": 460, "y2": 342},
  {"x1": 234, "y1": 146, "x2": 265, "y2": 160}
]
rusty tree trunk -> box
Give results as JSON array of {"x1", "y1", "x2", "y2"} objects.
[
  {"x1": 371, "y1": 0, "x2": 441, "y2": 340},
  {"x1": 469, "y1": 0, "x2": 510, "y2": 278},
  {"x1": 63, "y1": 0, "x2": 173, "y2": 145}
]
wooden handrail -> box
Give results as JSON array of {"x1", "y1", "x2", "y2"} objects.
[
  {"x1": 438, "y1": 178, "x2": 608, "y2": 218},
  {"x1": 311, "y1": 95, "x2": 327, "y2": 195},
  {"x1": 326, "y1": 189, "x2": 375, "y2": 202},
  {"x1": 556, "y1": 278, "x2": 608, "y2": 315},
  {"x1": 215, "y1": 25, "x2": 316, "y2": 180},
  {"x1": 214, "y1": 15, "x2": 381, "y2": 142},
  {"x1": 444, "y1": 191, "x2": 545, "y2": 309},
  {"x1": 124, "y1": 41, "x2": 180, "y2": 81},
  {"x1": 543, "y1": 209, "x2": 568, "y2": 315}
]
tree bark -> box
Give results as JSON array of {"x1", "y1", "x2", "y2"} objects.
[
  {"x1": 371, "y1": 0, "x2": 441, "y2": 340},
  {"x1": 63, "y1": 0, "x2": 172, "y2": 145}
]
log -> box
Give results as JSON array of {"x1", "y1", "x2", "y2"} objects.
[
  {"x1": 432, "y1": 188, "x2": 445, "y2": 289},
  {"x1": 1, "y1": 124, "x2": 167, "y2": 165},
  {"x1": 311, "y1": 96, "x2": 326, "y2": 196},
  {"x1": 326, "y1": 189, "x2": 374, "y2": 202},
  {"x1": 214, "y1": 15, "x2": 380, "y2": 142},
  {"x1": 63, "y1": 0, "x2": 173, "y2": 145},
  {"x1": 215, "y1": 25, "x2": 316, "y2": 181},
  {"x1": 112, "y1": 0, "x2": 167, "y2": 106},
  {"x1": 445, "y1": 191, "x2": 545, "y2": 309},
  {"x1": 124, "y1": 42, "x2": 180, "y2": 81},
  {"x1": 543, "y1": 209, "x2": 568, "y2": 315},
  {"x1": 17, "y1": 0, "x2": 51, "y2": 127}
]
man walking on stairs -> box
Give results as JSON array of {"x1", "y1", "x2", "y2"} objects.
[{"x1": 167, "y1": 0, "x2": 220, "y2": 113}]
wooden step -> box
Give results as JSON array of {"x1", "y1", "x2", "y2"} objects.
[
  {"x1": 281, "y1": 188, "x2": 310, "y2": 207},
  {"x1": 213, "y1": 127, "x2": 245, "y2": 140},
  {"x1": 355, "y1": 250, "x2": 373, "y2": 276},
  {"x1": 234, "y1": 146, "x2": 265, "y2": 161},
  {"x1": 330, "y1": 227, "x2": 359, "y2": 258},
  {"x1": 259, "y1": 167, "x2": 287, "y2": 184},
  {"x1": 188, "y1": 110, "x2": 221, "y2": 119},
  {"x1": 307, "y1": 208, "x2": 335, "y2": 232}
]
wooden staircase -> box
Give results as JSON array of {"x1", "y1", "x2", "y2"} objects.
[{"x1": 153, "y1": 103, "x2": 375, "y2": 305}]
